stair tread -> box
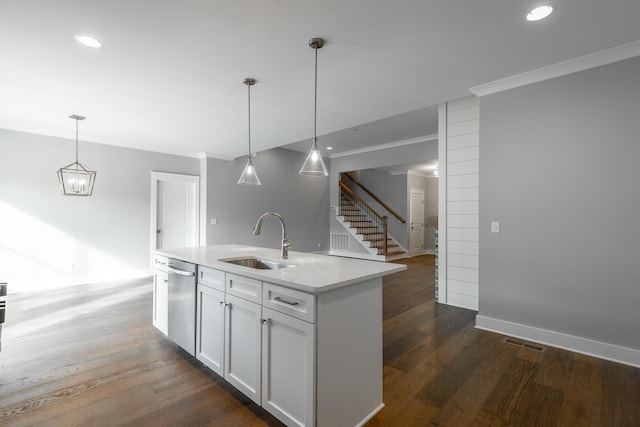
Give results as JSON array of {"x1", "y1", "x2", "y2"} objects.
[{"x1": 341, "y1": 188, "x2": 403, "y2": 258}]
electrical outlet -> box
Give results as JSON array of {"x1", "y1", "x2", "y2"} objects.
[{"x1": 210, "y1": 218, "x2": 217, "y2": 225}]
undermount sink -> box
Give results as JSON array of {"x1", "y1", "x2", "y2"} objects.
[{"x1": 218, "y1": 256, "x2": 296, "y2": 270}]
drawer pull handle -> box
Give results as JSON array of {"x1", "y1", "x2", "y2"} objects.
[{"x1": 274, "y1": 296, "x2": 299, "y2": 306}]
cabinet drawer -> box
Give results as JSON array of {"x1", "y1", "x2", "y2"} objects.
[
  {"x1": 198, "y1": 266, "x2": 225, "y2": 291},
  {"x1": 153, "y1": 255, "x2": 168, "y2": 272},
  {"x1": 226, "y1": 273, "x2": 262, "y2": 303},
  {"x1": 263, "y1": 283, "x2": 315, "y2": 323}
]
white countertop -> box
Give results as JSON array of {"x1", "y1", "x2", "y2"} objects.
[{"x1": 154, "y1": 244, "x2": 406, "y2": 293}]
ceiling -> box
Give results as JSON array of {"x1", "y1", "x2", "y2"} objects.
[{"x1": 2, "y1": 1, "x2": 640, "y2": 160}]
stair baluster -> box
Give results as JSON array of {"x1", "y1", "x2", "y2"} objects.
[{"x1": 339, "y1": 181, "x2": 398, "y2": 256}]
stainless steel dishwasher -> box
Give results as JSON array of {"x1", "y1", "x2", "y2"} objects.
[{"x1": 167, "y1": 258, "x2": 196, "y2": 356}]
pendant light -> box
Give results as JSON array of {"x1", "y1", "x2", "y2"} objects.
[
  {"x1": 57, "y1": 115, "x2": 96, "y2": 196},
  {"x1": 299, "y1": 37, "x2": 329, "y2": 177},
  {"x1": 237, "y1": 78, "x2": 261, "y2": 185}
]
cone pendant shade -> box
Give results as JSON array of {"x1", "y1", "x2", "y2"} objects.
[
  {"x1": 299, "y1": 37, "x2": 329, "y2": 177},
  {"x1": 237, "y1": 157, "x2": 261, "y2": 185},
  {"x1": 298, "y1": 140, "x2": 328, "y2": 176},
  {"x1": 237, "y1": 77, "x2": 261, "y2": 185}
]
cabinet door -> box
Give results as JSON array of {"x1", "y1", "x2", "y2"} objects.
[
  {"x1": 262, "y1": 307, "x2": 315, "y2": 427},
  {"x1": 196, "y1": 284, "x2": 225, "y2": 376},
  {"x1": 152, "y1": 269, "x2": 168, "y2": 335},
  {"x1": 225, "y1": 293, "x2": 262, "y2": 404}
]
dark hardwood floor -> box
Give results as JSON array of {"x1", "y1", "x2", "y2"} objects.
[{"x1": 1, "y1": 255, "x2": 638, "y2": 426}]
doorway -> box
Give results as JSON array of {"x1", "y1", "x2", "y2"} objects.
[
  {"x1": 150, "y1": 172, "x2": 200, "y2": 253},
  {"x1": 408, "y1": 188, "x2": 425, "y2": 257}
]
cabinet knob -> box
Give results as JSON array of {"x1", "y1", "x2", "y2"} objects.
[{"x1": 260, "y1": 319, "x2": 267, "y2": 324}]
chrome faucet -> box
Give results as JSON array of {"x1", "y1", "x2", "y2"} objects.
[{"x1": 253, "y1": 212, "x2": 292, "y2": 259}]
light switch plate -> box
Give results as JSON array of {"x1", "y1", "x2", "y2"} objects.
[
  {"x1": 491, "y1": 221, "x2": 500, "y2": 233},
  {"x1": 210, "y1": 218, "x2": 217, "y2": 225}
]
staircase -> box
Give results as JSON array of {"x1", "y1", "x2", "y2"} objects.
[{"x1": 337, "y1": 192, "x2": 406, "y2": 260}]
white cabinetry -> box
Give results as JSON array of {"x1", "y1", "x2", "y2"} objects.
[
  {"x1": 262, "y1": 306, "x2": 315, "y2": 427},
  {"x1": 176, "y1": 257, "x2": 384, "y2": 427},
  {"x1": 152, "y1": 255, "x2": 168, "y2": 335},
  {"x1": 225, "y1": 293, "x2": 262, "y2": 403},
  {"x1": 196, "y1": 266, "x2": 226, "y2": 376},
  {"x1": 224, "y1": 274, "x2": 262, "y2": 404}
]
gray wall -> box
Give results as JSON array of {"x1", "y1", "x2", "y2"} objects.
[
  {"x1": 0, "y1": 129, "x2": 199, "y2": 293},
  {"x1": 479, "y1": 56, "x2": 640, "y2": 350},
  {"x1": 205, "y1": 148, "x2": 330, "y2": 253}
]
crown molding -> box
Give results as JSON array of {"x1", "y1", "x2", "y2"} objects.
[
  {"x1": 330, "y1": 133, "x2": 438, "y2": 159},
  {"x1": 470, "y1": 40, "x2": 640, "y2": 97}
]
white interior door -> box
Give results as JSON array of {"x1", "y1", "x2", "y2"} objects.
[
  {"x1": 409, "y1": 188, "x2": 424, "y2": 257},
  {"x1": 151, "y1": 172, "x2": 199, "y2": 252}
]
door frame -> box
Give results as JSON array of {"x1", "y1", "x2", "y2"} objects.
[{"x1": 150, "y1": 172, "x2": 200, "y2": 260}]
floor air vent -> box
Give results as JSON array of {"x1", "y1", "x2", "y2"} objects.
[{"x1": 503, "y1": 337, "x2": 545, "y2": 352}]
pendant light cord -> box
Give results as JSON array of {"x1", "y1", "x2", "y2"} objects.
[
  {"x1": 75, "y1": 117, "x2": 79, "y2": 163},
  {"x1": 313, "y1": 45, "x2": 318, "y2": 143},
  {"x1": 247, "y1": 82, "x2": 252, "y2": 155}
]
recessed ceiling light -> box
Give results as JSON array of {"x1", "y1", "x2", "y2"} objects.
[
  {"x1": 526, "y1": 5, "x2": 554, "y2": 21},
  {"x1": 326, "y1": 146, "x2": 333, "y2": 150},
  {"x1": 74, "y1": 34, "x2": 102, "y2": 48}
]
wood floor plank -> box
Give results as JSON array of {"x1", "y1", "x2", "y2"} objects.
[
  {"x1": 481, "y1": 358, "x2": 540, "y2": 421},
  {"x1": 512, "y1": 382, "x2": 564, "y2": 426},
  {"x1": 557, "y1": 358, "x2": 601, "y2": 427},
  {"x1": 427, "y1": 334, "x2": 519, "y2": 426},
  {"x1": 600, "y1": 359, "x2": 640, "y2": 426},
  {"x1": 533, "y1": 345, "x2": 573, "y2": 390},
  {"x1": 416, "y1": 327, "x2": 497, "y2": 407}
]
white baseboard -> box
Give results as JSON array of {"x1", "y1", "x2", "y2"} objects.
[
  {"x1": 476, "y1": 315, "x2": 640, "y2": 368},
  {"x1": 356, "y1": 403, "x2": 385, "y2": 427}
]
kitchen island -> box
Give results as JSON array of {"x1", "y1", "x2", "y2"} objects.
[{"x1": 153, "y1": 244, "x2": 406, "y2": 427}]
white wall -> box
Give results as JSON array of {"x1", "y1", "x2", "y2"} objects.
[
  {"x1": 477, "y1": 56, "x2": 640, "y2": 366},
  {"x1": 440, "y1": 96, "x2": 480, "y2": 310},
  {"x1": 0, "y1": 129, "x2": 199, "y2": 293}
]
